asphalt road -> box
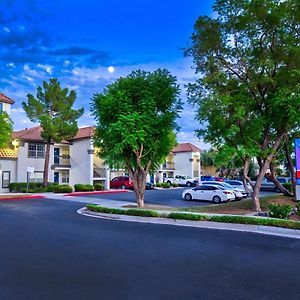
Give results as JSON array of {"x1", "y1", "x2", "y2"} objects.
[
  {"x1": 74, "y1": 188, "x2": 278, "y2": 207},
  {"x1": 1, "y1": 198, "x2": 300, "y2": 300}
]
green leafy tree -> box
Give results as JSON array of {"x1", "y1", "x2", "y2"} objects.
[
  {"x1": 0, "y1": 111, "x2": 13, "y2": 148},
  {"x1": 92, "y1": 69, "x2": 181, "y2": 207},
  {"x1": 185, "y1": 0, "x2": 300, "y2": 211},
  {"x1": 22, "y1": 79, "x2": 84, "y2": 186}
]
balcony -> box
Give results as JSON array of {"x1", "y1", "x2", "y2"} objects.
[
  {"x1": 162, "y1": 161, "x2": 175, "y2": 170},
  {"x1": 51, "y1": 154, "x2": 71, "y2": 170}
]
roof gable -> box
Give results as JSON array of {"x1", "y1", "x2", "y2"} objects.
[
  {"x1": 172, "y1": 143, "x2": 201, "y2": 153},
  {"x1": 0, "y1": 93, "x2": 15, "y2": 104}
]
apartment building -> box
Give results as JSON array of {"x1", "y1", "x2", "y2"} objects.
[{"x1": 0, "y1": 92, "x2": 201, "y2": 192}]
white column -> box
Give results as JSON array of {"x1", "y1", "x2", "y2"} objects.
[
  {"x1": 198, "y1": 153, "x2": 201, "y2": 184},
  {"x1": 89, "y1": 140, "x2": 94, "y2": 185},
  {"x1": 105, "y1": 167, "x2": 110, "y2": 190}
]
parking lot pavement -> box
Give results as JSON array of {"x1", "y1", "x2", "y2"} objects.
[
  {"x1": 62, "y1": 188, "x2": 279, "y2": 208},
  {"x1": 64, "y1": 188, "x2": 212, "y2": 207}
]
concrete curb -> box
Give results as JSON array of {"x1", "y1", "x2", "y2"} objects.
[
  {"x1": 77, "y1": 207, "x2": 300, "y2": 240},
  {"x1": 0, "y1": 195, "x2": 46, "y2": 201},
  {"x1": 64, "y1": 190, "x2": 130, "y2": 197}
]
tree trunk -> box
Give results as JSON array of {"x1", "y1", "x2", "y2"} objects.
[
  {"x1": 242, "y1": 157, "x2": 252, "y2": 196},
  {"x1": 252, "y1": 133, "x2": 286, "y2": 211},
  {"x1": 127, "y1": 167, "x2": 147, "y2": 208},
  {"x1": 285, "y1": 140, "x2": 296, "y2": 198},
  {"x1": 43, "y1": 141, "x2": 51, "y2": 187},
  {"x1": 265, "y1": 162, "x2": 293, "y2": 196}
]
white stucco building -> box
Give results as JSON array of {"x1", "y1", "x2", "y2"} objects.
[{"x1": 0, "y1": 92, "x2": 201, "y2": 192}]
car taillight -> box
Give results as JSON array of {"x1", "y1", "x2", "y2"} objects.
[{"x1": 223, "y1": 191, "x2": 231, "y2": 194}]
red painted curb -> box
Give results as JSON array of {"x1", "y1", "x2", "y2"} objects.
[
  {"x1": 64, "y1": 190, "x2": 130, "y2": 197},
  {"x1": 0, "y1": 195, "x2": 46, "y2": 201}
]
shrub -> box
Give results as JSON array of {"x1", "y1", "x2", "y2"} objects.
[
  {"x1": 53, "y1": 185, "x2": 73, "y2": 193},
  {"x1": 74, "y1": 184, "x2": 94, "y2": 192},
  {"x1": 46, "y1": 183, "x2": 59, "y2": 192},
  {"x1": 172, "y1": 183, "x2": 179, "y2": 187},
  {"x1": 94, "y1": 183, "x2": 105, "y2": 191},
  {"x1": 125, "y1": 209, "x2": 160, "y2": 217},
  {"x1": 169, "y1": 212, "x2": 209, "y2": 221},
  {"x1": 9, "y1": 182, "x2": 47, "y2": 193},
  {"x1": 283, "y1": 182, "x2": 292, "y2": 193},
  {"x1": 161, "y1": 182, "x2": 171, "y2": 188},
  {"x1": 155, "y1": 183, "x2": 161, "y2": 187},
  {"x1": 268, "y1": 203, "x2": 292, "y2": 219}
]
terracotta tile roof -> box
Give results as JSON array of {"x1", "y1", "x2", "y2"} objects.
[
  {"x1": 0, "y1": 93, "x2": 15, "y2": 104},
  {"x1": 13, "y1": 126, "x2": 95, "y2": 142},
  {"x1": 0, "y1": 148, "x2": 18, "y2": 159},
  {"x1": 172, "y1": 143, "x2": 201, "y2": 153},
  {"x1": 70, "y1": 126, "x2": 95, "y2": 140}
]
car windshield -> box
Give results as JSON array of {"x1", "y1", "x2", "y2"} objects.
[{"x1": 221, "y1": 182, "x2": 234, "y2": 189}]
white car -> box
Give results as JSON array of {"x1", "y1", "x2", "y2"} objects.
[
  {"x1": 182, "y1": 184, "x2": 235, "y2": 203},
  {"x1": 224, "y1": 179, "x2": 253, "y2": 193},
  {"x1": 165, "y1": 175, "x2": 197, "y2": 187},
  {"x1": 201, "y1": 181, "x2": 247, "y2": 200}
]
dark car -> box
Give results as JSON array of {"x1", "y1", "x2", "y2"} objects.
[{"x1": 146, "y1": 182, "x2": 154, "y2": 190}]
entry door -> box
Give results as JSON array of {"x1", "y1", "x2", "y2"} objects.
[
  {"x1": 54, "y1": 172, "x2": 59, "y2": 184},
  {"x1": 54, "y1": 148, "x2": 60, "y2": 165}
]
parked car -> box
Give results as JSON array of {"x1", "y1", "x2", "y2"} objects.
[
  {"x1": 165, "y1": 175, "x2": 197, "y2": 187},
  {"x1": 182, "y1": 184, "x2": 235, "y2": 203},
  {"x1": 260, "y1": 177, "x2": 291, "y2": 192},
  {"x1": 201, "y1": 175, "x2": 214, "y2": 181},
  {"x1": 110, "y1": 176, "x2": 133, "y2": 189},
  {"x1": 224, "y1": 179, "x2": 253, "y2": 193},
  {"x1": 213, "y1": 177, "x2": 225, "y2": 182},
  {"x1": 201, "y1": 181, "x2": 247, "y2": 200},
  {"x1": 110, "y1": 176, "x2": 154, "y2": 190}
]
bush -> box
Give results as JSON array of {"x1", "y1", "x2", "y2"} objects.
[
  {"x1": 46, "y1": 183, "x2": 59, "y2": 192},
  {"x1": 172, "y1": 183, "x2": 179, "y2": 187},
  {"x1": 283, "y1": 182, "x2": 292, "y2": 193},
  {"x1": 155, "y1": 183, "x2": 161, "y2": 187},
  {"x1": 9, "y1": 182, "x2": 49, "y2": 193},
  {"x1": 161, "y1": 182, "x2": 171, "y2": 188},
  {"x1": 53, "y1": 185, "x2": 73, "y2": 193},
  {"x1": 74, "y1": 184, "x2": 94, "y2": 192},
  {"x1": 94, "y1": 183, "x2": 105, "y2": 191},
  {"x1": 268, "y1": 203, "x2": 292, "y2": 219},
  {"x1": 169, "y1": 212, "x2": 209, "y2": 221},
  {"x1": 125, "y1": 209, "x2": 160, "y2": 217}
]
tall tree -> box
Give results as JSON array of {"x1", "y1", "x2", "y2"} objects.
[
  {"x1": 92, "y1": 69, "x2": 181, "y2": 207},
  {"x1": 0, "y1": 111, "x2": 12, "y2": 148},
  {"x1": 185, "y1": 0, "x2": 300, "y2": 211},
  {"x1": 22, "y1": 79, "x2": 84, "y2": 186}
]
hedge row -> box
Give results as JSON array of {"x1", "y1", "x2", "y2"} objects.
[{"x1": 86, "y1": 206, "x2": 300, "y2": 230}]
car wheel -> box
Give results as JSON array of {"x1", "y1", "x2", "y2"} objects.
[
  {"x1": 121, "y1": 184, "x2": 126, "y2": 190},
  {"x1": 186, "y1": 181, "x2": 191, "y2": 187},
  {"x1": 212, "y1": 196, "x2": 221, "y2": 204},
  {"x1": 184, "y1": 193, "x2": 192, "y2": 201}
]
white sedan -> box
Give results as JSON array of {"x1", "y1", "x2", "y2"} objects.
[{"x1": 182, "y1": 184, "x2": 235, "y2": 204}]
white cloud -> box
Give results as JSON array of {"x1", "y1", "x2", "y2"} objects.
[
  {"x1": 37, "y1": 64, "x2": 53, "y2": 74},
  {"x1": 3, "y1": 26, "x2": 10, "y2": 33}
]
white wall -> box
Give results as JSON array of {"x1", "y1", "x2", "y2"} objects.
[
  {"x1": 0, "y1": 159, "x2": 17, "y2": 192},
  {"x1": 16, "y1": 142, "x2": 54, "y2": 182},
  {"x1": 173, "y1": 152, "x2": 193, "y2": 177},
  {"x1": 2, "y1": 103, "x2": 11, "y2": 115},
  {"x1": 69, "y1": 138, "x2": 93, "y2": 186}
]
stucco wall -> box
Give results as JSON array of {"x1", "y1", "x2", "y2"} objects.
[
  {"x1": 0, "y1": 159, "x2": 17, "y2": 192},
  {"x1": 173, "y1": 152, "x2": 193, "y2": 177},
  {"x1": 69, "y1": 138, "x2": 93, "y2": 186},
  {"x1": 3, "y1": 103, "x2": 11, "y2": 115}
]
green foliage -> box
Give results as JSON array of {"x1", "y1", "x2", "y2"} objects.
[
  {"x1": 94, "y1": 183, "x2": 105, "y2": 191},
  {"x1": 91, "y1": 69, "x2": 181, "y2": 206},
  {"x1": 283, "y1": 182, "x2": 292, "y2": 193},
  {"x1": 155, "y1": 183, "x2": 162, "y2": 187},
  {"x1": 9, "y1": 182, "x2": 58, "y2": 193},
  {"x1": 168, "y1": 212, "x2": 209, "y2": 221},
  {"x1": 268, "y1": 204, "x2": 292, "y2": 219},
  {"x1": 297, "y1": 203, "x2": 300, "y2": 216},
  {"x1": 0, "y1": 111, "x2": 13, "y2": 148},
  {"x1": 86, "y1": 205, "x2": 160, "y2": 217},
  {"x1": 22, "y1": 78, "x2": 84, "y2": 185},
  {"x1": 185, "y1": 0, "x2": 300, "y2": 209},
  {"x1": 74, "y1": 184, "x2": 94, "y2": 192},
  {"x1": 161, "y1": 182, "x2": 171, "y2": 188},
  {"x1": 172, "y1": 183, "x2": 179, "y2": 187},
  {"x1": 53, "y1": 185, "x2": 73, "y2": 193},
  {"x1": 200, "y1": 149, "x2": 215, "y2": 167}
]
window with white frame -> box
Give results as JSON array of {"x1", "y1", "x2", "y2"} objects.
[
  {"x1": 28, "y1": 171, "x2": 44, "y2": 183},
  {"x1": 61, "y1": 171, "x2": 69, "y2": 184},
  {"x1": 2, "y1": 171, "x2": 10, "y2": 188},
  {"x1": 28, "y1": 143, "x2": 45, "y2": 158}
]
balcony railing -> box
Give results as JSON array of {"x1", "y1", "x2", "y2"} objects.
[{"x1": 52, "y1": 155, "x2": 71, "y2": 169}]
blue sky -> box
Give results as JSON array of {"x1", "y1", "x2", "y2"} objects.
[{"x1": 0, "y1": 0, "x2": 213, "y2": 149}]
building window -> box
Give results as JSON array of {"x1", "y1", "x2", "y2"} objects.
[
  {"x1": 2, "y1": 171, "x2": 10, "y2": 188},
  {"x1": 61, "y1": 171, "x2": 69, "y2": 184},
  {"x1": 194, "y1": 171, "x2": 199, "y2": 178},
  {"x1": 28, "y1": 143, "x2": 45, "y2": 158},
  {"x1": 28, "y1": 172, "x2": 44, "y2": 183}
]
